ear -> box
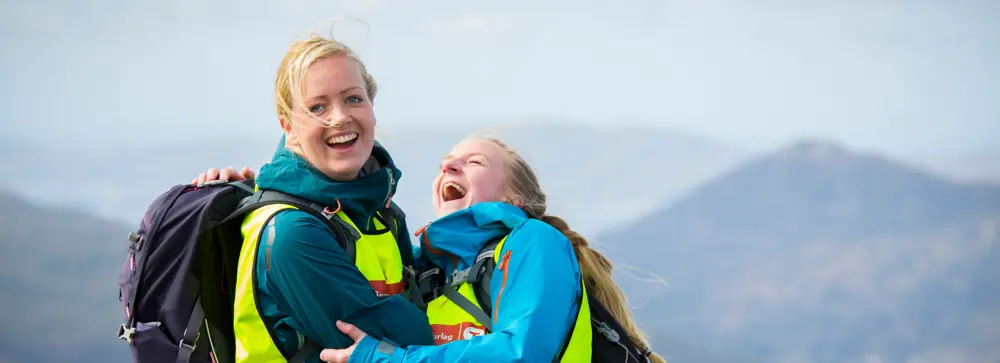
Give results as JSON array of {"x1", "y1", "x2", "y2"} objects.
[{"x1": 279, "y1": 115, "x2": 298, "y2": 146}]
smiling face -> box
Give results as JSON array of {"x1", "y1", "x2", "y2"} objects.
[
  {"x1": 274, "y1": 35, "x2": 379, "y2": 182},
  {"x1": 432, "y1": 138, "x2": 512, "y2": 217},
  {"x1": 280, "y1": 54, "x2": 376, "y2": 181}
]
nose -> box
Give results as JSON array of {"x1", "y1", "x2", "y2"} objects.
[
  {"x1": 326, "y1": 105, "x2": 350, "y2": 128},
  {"x1": 442, "y1": 159, "x2": 461, "y2": 175}
]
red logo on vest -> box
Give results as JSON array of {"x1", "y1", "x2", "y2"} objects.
[
  {"x1": 431, "y1": 323, "x2": 486, "y2": 345},
  {"x1": 369, "y1": 280, "x2": 404, "y2": 297}
]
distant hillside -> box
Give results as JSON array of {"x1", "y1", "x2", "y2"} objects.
[
  {"x1": 0, "y1": 124, "x2": 744, "y2": 362},
  {"x1": 913, "y1": 151, "x2": 1000, "y2": 184},
  {"x1": 0, "y1": 189, "x2": 133, "y2": 363},
  {"x1": 600, "y1": 139, "x2": 1000, "y2": 363},
  {"x1": 382, "y1": 124, "x2": 746, "y2": 235},
  {"x1": 0, "y1": 124, "x2": 746, "y2": 237}
]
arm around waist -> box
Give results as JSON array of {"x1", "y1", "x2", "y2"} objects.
[
  {"x1": 260, "y1": 210, "x2": 433, "y2": 354},
  {"x1": 348, "y1": 220, "x2": 582, "y2": 362}
]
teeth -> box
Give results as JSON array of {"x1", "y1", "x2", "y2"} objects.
[
  {"x1": 326, "y1": 133, "x2": 358, "y2": 145},
  {"x1": 443, "y1": 182, "x2": 466, "y2": 197}
]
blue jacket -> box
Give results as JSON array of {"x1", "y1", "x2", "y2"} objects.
[
  {"x1": 349, "y1": 202, "x2": 584, "y2": 362},
  {"x1": 253, "y1": 137, "x2": 434, "y2": 362}
]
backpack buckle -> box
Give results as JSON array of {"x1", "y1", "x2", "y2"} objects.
[
  {"x1": 447, "y1": 268, "x2": 471, "y2": 287},
  {"x1": 118, "y1": 324, "x2": 135, "y2": 344},
  {"x1": 179, "y1": 340, "x2": 196, "y2": 353},
  {"x1": 593, "y1": 320, "x2": 620, "y2": 342},
  {"x1": 414, "y1": 267, "x2": 443, "y2": 303}
]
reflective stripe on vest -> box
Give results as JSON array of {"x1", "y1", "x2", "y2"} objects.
[
  {"x1": 424, "y1": 236, "x2": 593, "y2": 361},
  {"x1": 233, "y1": 204, "x2": 404, "y2": 363}
]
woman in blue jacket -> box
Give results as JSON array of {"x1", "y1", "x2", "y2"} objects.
[
  {"x1": 194, "y1": 33, "x2": 433, "y2": 363},
  {"x1": 317, "y1": 137, "x2": 666, "y2": 362}
]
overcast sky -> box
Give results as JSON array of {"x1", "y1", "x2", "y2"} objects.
[{"x1": 1, "y1": 0, "x2": 997, "y2": 155}]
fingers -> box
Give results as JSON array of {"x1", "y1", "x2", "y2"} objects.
[
  {"x1": 317, "y1": 322, "x2": 365, "y2": 362},
  {"x1": 240, "y1": 166, "x2": 257, "y2": 180},
  {"x1": 220, "y1": 168, "x2": 241, "y2": 182},
  {"x1": 206, "y1": 168, "x2": 220, "y2": 182},
  {"x1": 319, "y1": 348, "x2": 352, "y2": 363},
  {"x1": 336, "y1": 320, "x2": 366, "y2": 342},
  {"x1": 224, "y1": 166, "x2": 256, "y2": 182},
  {"x1": 194, "y1": 166, "x2": 254, "y2": 187}
]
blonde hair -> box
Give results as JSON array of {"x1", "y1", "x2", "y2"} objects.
[
  {"x1": 274, "y1": 33, "x2": 377, "y2": 153},
  {"x1": 484, "y1": 137, "x2": 666, "y2": 363}
]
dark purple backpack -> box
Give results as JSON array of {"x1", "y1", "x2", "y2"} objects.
[{"x1": 116, "y1": 180, "x2": 407, "y2": 363}]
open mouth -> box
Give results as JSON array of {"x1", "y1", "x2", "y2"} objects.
[
  {"x1": 326, "y1": 132, "x2": 359, "y2": 151},
  {"x1": 441, "y1": 182, "x2": 467, "y2": 202}
]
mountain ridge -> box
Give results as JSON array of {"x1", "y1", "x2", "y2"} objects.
[
  {"x1": 0, "y1": 124, "x2": 748, "y2": 238},
  {"x1": 3, "y1": 128, "x2": 999, "y2": 362},
  {"x1": 598, "y1": 139, "x2": 1000, "y2": 363},
  {"x1": 0, "y1": 188, "x2": 134, "y2": 362}
]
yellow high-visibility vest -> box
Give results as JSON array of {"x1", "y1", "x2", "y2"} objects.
[
  {"x1": 232, "y1": 204, "x2": 404, "y2": 362},
  {"x1": 423, "y1": 236, "x2": 593, "y2": 361}
]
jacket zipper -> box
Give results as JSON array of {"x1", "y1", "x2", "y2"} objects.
[
  {"x1": 367, "y1": 169, "x2": 395, "y2": 231},
  {"x1": 384, "y1": 168, "x2": 395, "y2": 208},
  {"x1": 493, "y1": 250, "x2": 512, "y2": 325}
]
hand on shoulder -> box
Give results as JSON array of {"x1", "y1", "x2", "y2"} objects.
[{"x1": 191, "y1": 166, "x2": 256, "y2": 186}]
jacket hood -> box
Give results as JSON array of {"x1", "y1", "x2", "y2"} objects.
[
  {"x1": 255, "y1": 134, "x2": 402, "y2": 231},
  {"x1": 416, "y1": 202, "x2": 528, "y2": 275}
]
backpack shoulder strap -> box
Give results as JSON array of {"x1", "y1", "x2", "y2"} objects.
[
  {"x1": 377, "y1": 201, "x2": 428, "y2": 308},
  {"x1": 435, "y1": 236, "x2": 506, "y2": 332},
  {"x1": 471, "y1": 237, "x2": 504, "y2": 316},
  {"x1": 378, "y1": 201, "x2": 412, "y2": 266},
  {"x1": 287, "y1": 340, "x2": 319, "y2": 363},
  {"x1": 380, "y1": 200, "x2": 405, "y2": 244},
  {"x1": 587, "y1": 293, "x2": 654, "y2": 362},
  {"x1": 221, "y1": 189, "x2": 361, "y2": 263}
]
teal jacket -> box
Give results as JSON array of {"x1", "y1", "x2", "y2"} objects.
[
  {"x1": 348, "y1": 202, "x2": 584, "y2": 362},
  {"x1": 253, "y1": 137, "x2": 434, "y2": 362}
]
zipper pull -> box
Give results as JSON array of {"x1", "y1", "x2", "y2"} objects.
[
  {"x1": 414, "y1": 223, "x2": 430, "y2": 237},
  {"x1": 497, "y1": 250, "x2": 511, "y2": 270}
]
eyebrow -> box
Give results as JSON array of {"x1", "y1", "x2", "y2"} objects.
[
  {"x1": 443, "y1": 152, "x2": 488, "y2": 161},
  {"x1": 305, "y1": 87, "x2": 363, "y2": 101},
  {"x1": 304, "y1": 94, "x2": 328, "y2": 104},
  {"x1": 340, "y1": 86, "x2": 363, "y2": 95}
]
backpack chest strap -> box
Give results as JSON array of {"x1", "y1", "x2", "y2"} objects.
[{"x1": 446, "y1": 249, "x2": 494, "y2": 287}]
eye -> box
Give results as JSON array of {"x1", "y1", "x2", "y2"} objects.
[
  {"x1": 468, "y1": 159, "x2": 484, "y2": 165},
  {"x1": 308, "y1": 104, "x2": 327, "y2": 114},
  {"x1": 346, "y1": 95, "x2": 364, "y2": 104}
]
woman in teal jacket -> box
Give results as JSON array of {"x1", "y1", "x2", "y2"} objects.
[
  {"x1": 317, "y1": 137, "x2": 666, "y2": 362},
  {"x1": 195, "y1": 33, "x2": 433, "y2": 362}
]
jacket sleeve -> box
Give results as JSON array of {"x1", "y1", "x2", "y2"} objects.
[
  {"x1": 261, "y1": 210, "x2": 434, "y2": 355},
  {"x1": 347, "y1": 220, "x2": 582, "y2": 363}
]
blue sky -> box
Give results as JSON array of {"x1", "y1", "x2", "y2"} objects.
[{"x1": 2, "y1": 0, "x2": 997, "y2": 155}]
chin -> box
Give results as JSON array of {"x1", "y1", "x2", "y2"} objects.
[
  {"x1": 433, "y1": 205, "x2": 454, "y2": 218},
  {"x1": 321, "y1": 160, "x2": 366, "y2": 180},
  {"x1": 441, "y1": 201, "x2": 472, "y2": 215}
]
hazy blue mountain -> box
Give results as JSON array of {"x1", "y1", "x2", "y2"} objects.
[
  {"x1": 599, "y1": 139, "x2": 1000, "y2": 363},
  {"x1": 0, "y1": 124, "x2": 744, "y2": 363},
  {"x1": 0, "y1": 189, "x2": 133, "y2": 363},
  {"x1": 4, "y1": 126, "x2": 997, "y2": 363},
  {"x1": 0, "y1": 124, "x2": 746, "y2": 238},
  {"x1": 915, "y1": 151, "x2": 1000, "y2": 184}
]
